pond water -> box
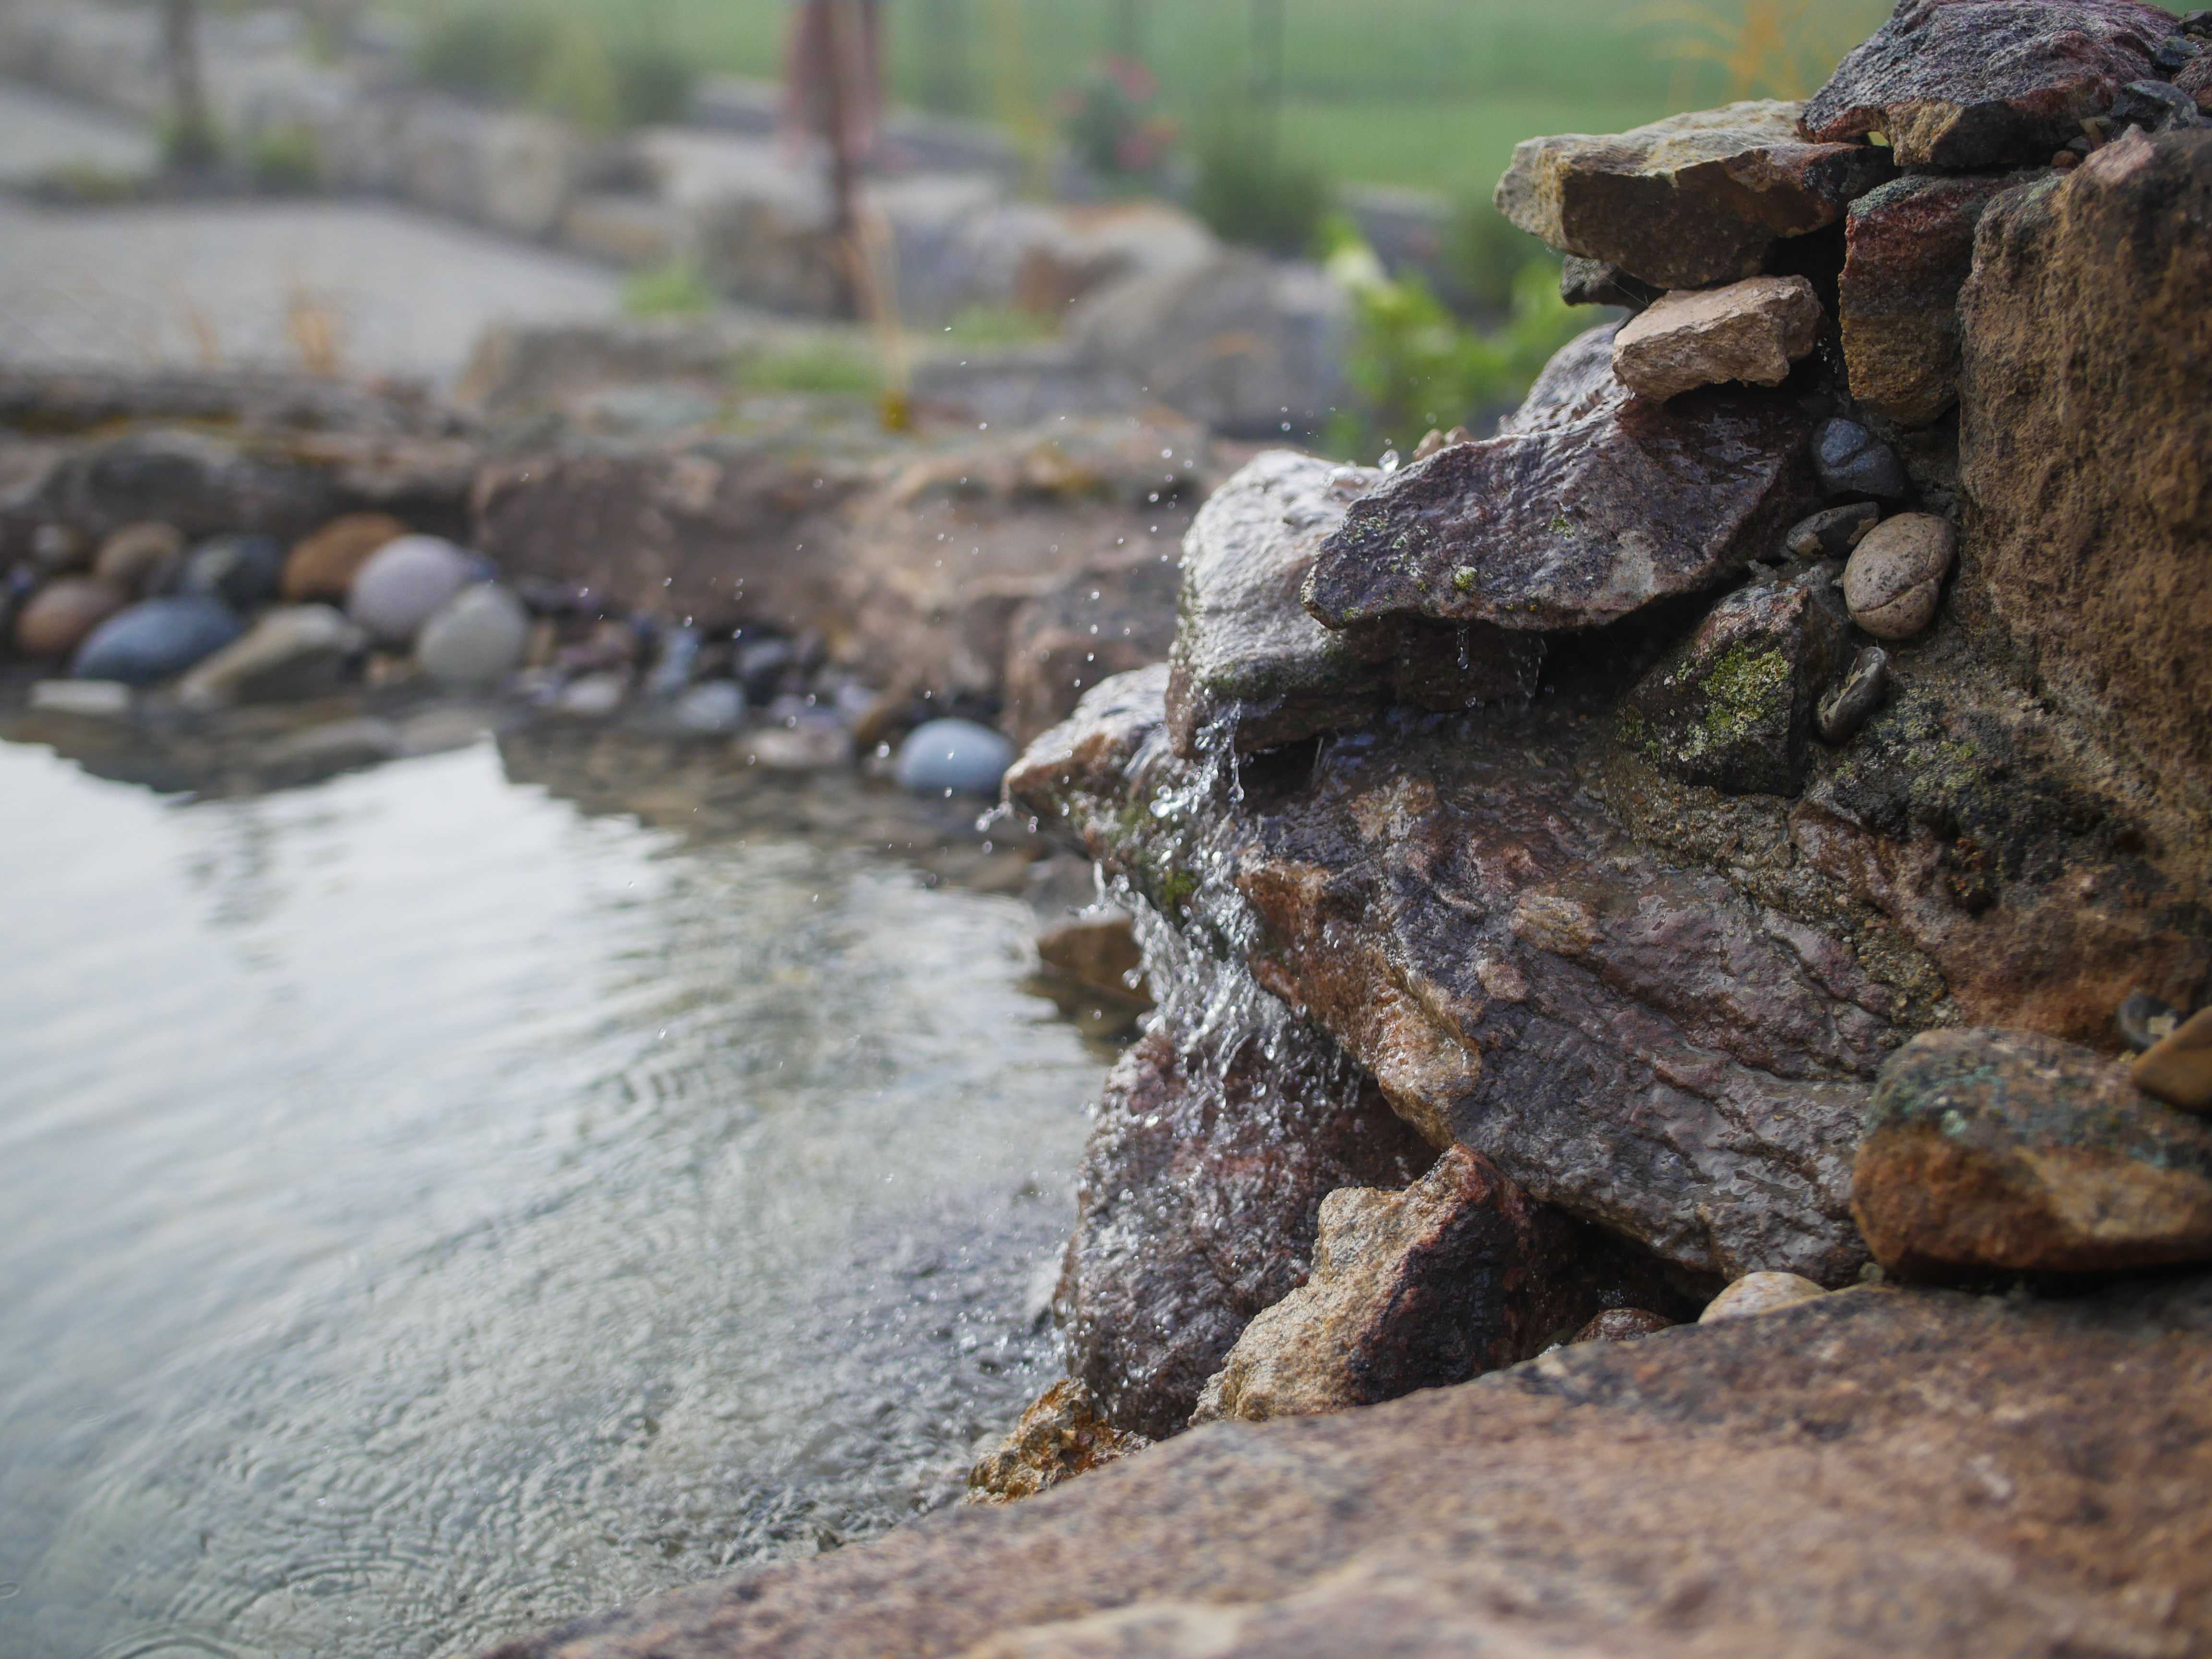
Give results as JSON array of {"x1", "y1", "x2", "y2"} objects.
[{"x1": 0, "y1": 734, "x2": 1100, "y2": 1659}]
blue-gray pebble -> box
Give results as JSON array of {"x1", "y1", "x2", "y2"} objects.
[
  {"x1": 895, "y1": 719, "x2": 1015, "y2": 797},
  {"x1": 72, "y1": 597, "x2": 244, "y2": 684},
  {"x1": 178, "y1": 535, "x2": 285, "y2": 611},
  {"x1": 1815, "y1": 418, "x2": 1909, "y2": 502}
]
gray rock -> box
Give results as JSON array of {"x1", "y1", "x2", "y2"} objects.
[
  {"x1": 177, "y1": 534, "x2": 284, "y2": 612},
  {"x1": 28, "y1": 680, "x2": 132, "y2": 718},
  {"x1": 556, "y1": 672, "x2": 630, "y2": 719},
  {"x1": 1815, "y1": 645, "x2": 1892, "y2": 745},
  {"x1": 1814, "y1": 417, "x2": 1909, "y2": 500},
  {"x1": 416, "y1": 583, "x2": 530, "y2": 689},
  {"x1": 347, "y1": 535, "x2": 477, "y2": 648},
  {"x1": 1783, "y1": 503, "x2": 1882, "y2": 562},
  {"x1": 71, "y1": 597, "x2": 244, "y2": 685},
  {"x1": 177, "y1": 605, "x2": 364, "y2": 707},
  {"x1": 670, "y1": 679, "x2": 746, "y2": 734},
  {"x1": 2111, "y1": 78, "x2": 2204, "y2": 132},
  {"x1": 895, "y1": 718, "x2": 1015, "y2": 796}
]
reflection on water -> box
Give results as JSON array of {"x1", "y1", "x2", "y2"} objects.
[{"x1": 0, "y1": 738, "x2": 1099, "y2": 1659}]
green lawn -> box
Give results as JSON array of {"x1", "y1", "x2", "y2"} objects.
[{"x1": 381, "y1": 0, "x2": 1894, "y2": 199}]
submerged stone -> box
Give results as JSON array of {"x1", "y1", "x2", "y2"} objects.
[
  {"x1": 1191, "y1": 1147, "x2": 1681, "y2": 1426},
  {"x1": 1802, "y1": 0, "x2": 2176, "y2": 167},
  {"x1": 1622, "y1": 577, "x2": 1851, "y2": 797},
  {"x1": 1166, "y1": 451, "x2": 1539, "y2": 757},
  {"x1": 1854, "y1": 1028, "x2": 2212, "y2": 1276},
  {"x1": 1496, "y1": 101, "x2": 1892, "y2": 290},
  {"x1": 1306, "y1": 326, "x2": 1820, "y2": 635}
]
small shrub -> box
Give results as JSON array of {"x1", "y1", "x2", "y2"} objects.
[
  {"x1": 622, "y1": 260, "x2": 718, "y2": 319},
  {"x1": 1061, "y1": 56, "x2": 1177, "y2": 187},
  {"x1": 1191, "y1": 125, "x2": 1331, "y2": 254},
  {"x1": 739, "y1": 340, "x2": 882, "y2": 396},
  {"x1": 611, "y1": 40, "x2": 697, "y2": 129},
  {"x1": 417, "y1": 10, "x2": 551, "y2": 105},
  {"x1": 529, "y1": 17, "x2": 623, "y2": 133}
]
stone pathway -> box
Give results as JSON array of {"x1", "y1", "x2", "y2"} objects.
[{"x1": 0, "y1": 82, "x2": 626, "y2": 386}]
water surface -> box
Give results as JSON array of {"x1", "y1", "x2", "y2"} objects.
[{"x1": 0, "y1": 735, "x2": 1097, "y2": 1659}]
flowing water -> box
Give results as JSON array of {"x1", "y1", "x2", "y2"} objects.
[{"x1": 0, "y1": 732, "x2": 1101, "y2": 1659}]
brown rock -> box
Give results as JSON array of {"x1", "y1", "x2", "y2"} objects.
[
  {"x1": 1166, "y1": 451, "x2": 1539, "y2": 758},
  {"x1": 1957, "y1": 130, "x2": 2212, "y2": 827},
  {"x1": 480, "y1": 1274, "x2": 2212, "y2": 1659},
  {"x1": 966, "y1": 1380, "x2": 1149, "y2": 1506},
  {"x1": 2181, "y1": 50, "x2": 2212, "y2": 109},
  {"x1": 92, "y1": 521, "x2": 184, "y2": 594},
  {"x1": 1495, "y1": 101, "x2": 1893, "y2": 289},
  {"x1": 2134, "y1": 1007, "x2": 2212, "y2": 1112},
  {"x1": 1611, "y1": 276, "x2": 1823, "y2": 402},
  {"x1": 1839, "y1": 172, "x2": 2023, "y2": 426},
  {"x1": 1003, "y1": 557, "x2": 1180, "y2": 750},
  {"x1": 13, "y1": 577, "x2": 128, "y2": 659},
  {"x1": 281, "y1": 513, "x2": 409, "y2": 603},
  {"x1": 1057, "y1": 1028, "x2": 1433, "y2": 1441},
  {"x1": 1192, "y1": 1148, "x2": 1683, "y2": 1426},
  {"x1": 1034, "y1": 911, "x2": 1147, "y2": 1005},
  {"x1": 1698, "y1": 1271, "x2": 1827, "y2": 1323},
  {"x1": 1802, "y1": 0, "x2": 2176, "y2": 168},
  {"x1": 1306, "y1": 326, "x2": 1820, "y2": 635},
  {"x1": 1855, "y1": 1028, "x2": 2212, "y2": 1276},
  {"x1": 1571, "y1": 1307, "x2": 1677, "y2": 1343},
  {"x1": 1842, "y1": 512, "x2": 1956, "y2": 638}
]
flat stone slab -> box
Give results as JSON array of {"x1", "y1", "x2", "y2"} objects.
[
  {"x1": 1612, "y1": 275, "x2": 1823, "y2": 402},
  {"x1": 1495, "y1": 100, "x2": 1893, "y2": 289},
  {"x1": 1802, "y1": 0, "x2": 2178, "y2": 168},
  {"x1": 482, "y1": 1273, "x2": 2212, "y2": 1659},
  {"x1": 1305, "y1": 326, "x2": 1820, "y2": 635}
]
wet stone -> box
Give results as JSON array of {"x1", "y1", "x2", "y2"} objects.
[
  {"x1": 417, "y1": 584, "x2": 531, "y2": 690},
  {"x1": 895, "y1": 719, "x2": 1014, "y2": 797},
  {"x1": 72, "y1": 597, "x2": 244, "y2": 685},
  {"x1": 1815, "y1": 645, "x2": 1892, "y2": 745},
  {"x1": 1560, "y1": 256, "x2": 1663, "y2": 312},
  {"x1": 1784, "y1": 503, "x2": 1882, "y2": 563},
  {"x1": 347, "y1": 535, "x2": 478, "y2": 649},
  {"x1": 967, "y1": 1379, "x2": 1149, "y2": 1506},
  {"x1": 1621, "y1": 577, "x2": 1852, "y2": 797},
  {"x1": 1307, "y1": 325, "x2": 1821, "y2": 635},
  {"x1": 1815, "y1": 418, "x2": 1909, "y2": 502},
  {"x1": 1610, "y1": 276, "x2": 1823, "y2": 403},
  {"x1": 2118, "y1": 992, "x2": 2184, "y2": 1054},
  {"x1": 1699, "y1": 1272, "x2": 1827, "y2": 1323},
  {"x1": 1843, "y1": 513, "x2": 1956, "y2": 639},
  {"x1": 1802, "y1": 0, "x2": 2177, "y2": 168},
  {"x1": 1854, "y1": 1028, "x2": 2212, "y2": 1275},
  {"x1": 2111, "y1": 79, "x2": 2204, "y2": 132},
  {"x1": 1496, "y1": 101, "x2": 1892, "y2": 289},
  {"x1": 2133, "y1": 1008, "x2": 2212, "y2": 1113}
]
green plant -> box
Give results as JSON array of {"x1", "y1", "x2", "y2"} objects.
[
  {"x1": 939, "y1": 304, "x2": 1058, "y2": 347},
  {"x1": 1447, "y1": 200, "x2": 1551, "y2": 317},
  {"x1": 622, "y1": 260, "x2": 719, "y2": 318},
  {"x1": 738, "y1": 340, "x2": 882, "y2": 395},
  {"x1": 1323, "y1": 225, "x2": 1586, "y2": 460},
  {"x1": 248, "y1": 123, "x2": 324, "y2": 192},
  {"x1": 417, "y1": 10, "x2": 553, "y2": 104},
  {"x1": 1061, "y1": 56, "x2": 1177, "y2": 185},
  {"x1": 1190, "y1": 123, "x2": 1331, "y2": 254},
  {"x1": 610, "y1": 40, "x2": 698, "y2": 127},
  {"x1": 529, "y1": 15, "x2": 624, "y2": 131}
]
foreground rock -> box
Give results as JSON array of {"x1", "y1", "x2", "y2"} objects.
[
  {"x1": 1611, "y1": 276, "x2": 1823, "y2": 402},
  {"x1": 1165, "y1": 451, "x2": 1539, "y2": 757},
  {"x1": 1855, "y1": 1028, "x2": 2212, "y2": 1276},
  {"x1": 1957, "y1": 130, "x2": 2212, "y2": 828},
  {"x1": 484, "y1": 1273, "x2": 2212, "y2": 1659},
  {"x1": 1190, "y1": 1147, "x2": 1683, "y2": 1425},
  {"x1": 966, "y1": 1380, "x2": 1150, "y2": 1506},
  {"x1": 1305, "y1": 326, "x2": 1819, "y2": 634},
  {"x1": 1802, "y1": 0, "x2": 2177, "y2": 167},
  {"x1": 1496, "y1": 101, "x2": 1891, "y2": 289}
]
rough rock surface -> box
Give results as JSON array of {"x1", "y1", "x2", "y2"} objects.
[
  {"x1": 1054, "y1": 1027, "x2": 1432, "y2": 1442},
  {"x1": 1699, "y1": 1270, "x2": 1829, "y2": 1322},
  {"x1": 1611, "y1": 276, "x2": 1823, "y2": 402},
  {"x1": 2135, "y1": 1007, "x2": 2212, "y2": 1112},
  {"x1": 1496, "y1": 101, "x2": 1892, "y2": 289},
  {"x1": 1843, "y1": 511, "x2": 1957, "y2": 639},
  {"x1": 1306, "y1": 326, "x2": 1820, "y2": 634},
  {"x1": 1190, "y1": 1147, "x2": 1683, "y2": 1425},
  {"x1": 1855, "y1": 1027, "x2": 2212, "y2": 1275},
  {"x1": 483, "y1": 1274, "x2": 2212, "y2": 1659},
  {"x1": 1802, "y1": 0, "x2": 2177, "y2": 167},
  {"x1": 1621, "y1": 574, "x2": 1852, "y2": 796},
  {"x1": 966, "y1": 1380, "x2": 1150, "y2": 1506},
  {"x1": 1840, "y1": 172, "x2": 2023, "y2": 425},
  {"x1": 1165, "y1": 451, "x2": 1540, "y2": 757},
  {"x1": 1957, "y1": 130, "x2": 2212, "y2": 830}
]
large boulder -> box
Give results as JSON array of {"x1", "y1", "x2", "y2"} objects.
[
  {"x1": 1165, "y1": 451, "x2": 1539, "y2": 757},
  {"x1": 1802, "y1": 0, "x2": 2178, "y2": 168},
  {"x1": 1305, "y1": 326, "x2": 1820, "y2": 635},
  {"x1": 1191, "y1": 1147, "x2": 1682, "y2": 1425},
  {"x1": 1839, "y1": 172, "x2": 2024, "y2": 426},
  {"x1": 1495, "y1": 101, "x2": 1892, "y2": 289},
  {"x1": 1855, "y1": 1028, "x2": 2212, "y2": 1276},
  {"x1": 1956, "y1": 130, "x2": 2212, "y2": 829},
  {"x1": 482, "y1": 1273, "x2": 2212, "y2": 1659}
]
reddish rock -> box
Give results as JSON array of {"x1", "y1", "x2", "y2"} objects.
[
  {"x1": 1802, "y1": 0, "x2": 2177, "y2": 168},
  {"x1": 281, "y1": 512, "x2": 408, "y2": 603},
  {"x1": 12, "y1": 577, "x2": 128, "y2": 659},
  {"x1": 1191, "y1": 1147, "x2": 1683, "y2": 1425},
  {"x1": 480, "y1": 1274, "x2": 2212, "y2": 1659},
  {"x1": 1855, "y1": 1028, "x2": 2212, "y2": 1276},
  {"x1": 1611, "y1": 276, "x2": 1823, "y2": 402},
  {"x1": 1496, "y1": 101, "x2": 1893, "y2": 289},
  {"x1": 1956, "y1": 131, "x2": 2212, "y2": 830},
  {"x1": 1840, "y1": 172, "x2": 2025, "y2": 426},
  {"x1": 2180, "y1": 50, "x2": 2212, "y2": 109},
  {"x1": 1305, "y1": 326, "x2": 1820, "y2": 636}
]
